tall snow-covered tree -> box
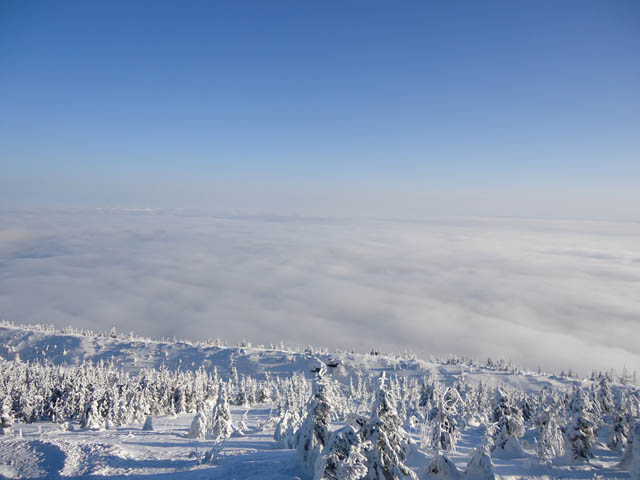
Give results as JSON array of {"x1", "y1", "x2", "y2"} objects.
[
  {"x1": 313, "y1": 425, "x2": 368, "y2": 480},
  {"x1": 631, "y1": 422, "x2": 640, "y2": 480},
  {"x1": 565, "y1": 388, "x2": 598, "y2": 462},
  {"x1": 82, "y1": 399, "x2": 105, "y2": 430},
  {"x1": 209, "y1": 386, "x2": 234, "y2": 440},
  {"x1": 429, "y1": 387, "x2": 461, "y2": 452},
  {"x1": 491, "y1": 389, "x2": 525, "y2": 457},
  {"x1": 296, "y1": 378, "x2": 333, "y2": 470},
  {"x1": 596, "y1": 377, "x2": 614, "y2": 415},
  {"x1": 361, "y1": 373, "x2": 417, "y2": 480},
  {"x1": 275, "y1": 409, "x2": 303, "y2": 449},
  {"x1": 535, "y1": 407, "x2": 564, "y2": 462},
  {"x1": 0, "y1": 402, "x2": 13, "y2": 435}
]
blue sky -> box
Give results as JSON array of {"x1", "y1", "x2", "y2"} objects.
[{"x1": 2, "y1": 0, "x2": 639, "y2": 218}]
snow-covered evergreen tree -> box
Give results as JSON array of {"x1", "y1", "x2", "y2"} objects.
[
  {"x1": 429, "y1": 388, "x2": 461, "y2": 452},
  {"x1": 361, "y1": 373, "x2": 417, "y2": 480},
  {"x1": 313, "y1": 425, "x2": 368, "y2": 480},
  {"x1": 490, "y1": 389, "x2": 525, "y2": 457},
  {"x1": 209, "y1": 386, "x2": 234, "y2": 440},
  {"x1": 609, "y1": 409, "x2": 630, "y2": 452},
  {"x1": 82, "y1": 399, "x2": 105, "y2": 430},
  {"x1": 464, "y1": 446, "x2": 495, "y2": 480},
  {"x1": 188, "y1": 411, "x2": 207, "y2": 439},
  {"x1": 236, "y1": 409, "x2": 249, "y2": 435},
  {"x1": 142, "y1": 415, "x2": 154, "y2": 431},
  {"x1": 565, "y1": 388, "x2": 598, "y2": 462},
  {"x1": 275, "y1": 409, "x2": 302, "y2": 449},
  {"x1": 535, "y1": 407, "x2": 564, "y2": 462},
  {"x1": 423, "y1": 451, "x2": 460, "y2": 480},
  {"x1": 631, "y1": 421, "x2": 640, "y2": 480},
  {"x1": 296, "y1": 378, "x2": 333, "y2": 470},
  {"x1": 596, "y1": 377, "x2": 614, "y2": 415},
  {"x1": 0, "y1": 402, "x2": 13, "y2": 435}
]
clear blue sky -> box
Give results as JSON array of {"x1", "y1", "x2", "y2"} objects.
[{"x1": 2, "y1": 0, "x2": 639, "y2": 218}]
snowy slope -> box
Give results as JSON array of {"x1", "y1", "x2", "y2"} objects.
[
  {"x1": 0, "y1": 323, "x2": 577, "y2": 393},
  {"x1": 0, "y1": 409, "x2": 306, "y2": 480}
]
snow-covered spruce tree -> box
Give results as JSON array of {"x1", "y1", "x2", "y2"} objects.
[
  {"x1": 314, "y1": 425, "x2": 369, "y2": 480},
  {"x1": 173, "y1": 385, "x2": 187, "y2": 414},
  {"x1": 235, "y1": 376, "x2": 249, "y2": 406},
  {"x1": 275, "y1": 408, "x2": 303, "y2": 449},
  {"x1": 621, "y1": 419, "x2": 635, "y2": 469},
  {"x1": 256, "y1": 383, "x2": 271, "y2": 404},
  {"x1": 235, "y1": 389, "x2": 248, "y2": 407},
  {"x1": 82, "y1": 399, "x2": 105, "y2": 430},
  {"x1": 0, "y1": 401, "x2": 14, "y2": 435},
  {"x1": 208, "y1": 385, "x2": 234, "y2": 440},
  {"x1": 596, "y1": 377, "x2": 614, "y2": 415},
  {"x1": 229, "y1": 355, "x2": 239, "y2": 387},
  {"x1": 143, "y1": 415, "x2": 154, "y2": 431},
  {"x1": 422, "y1": 451, "x2": 460, "y2": 480},
  {"x1": 246, "y1": 377, "x2": 257, "y2": 405},
  {"x1": 361, "y1": 373, "x2": 417, "y2": 480},
  {"x1": 517, "y1": 395, "x2": 535, "y2": 424},
  {"x1": 609, "y1": 409, "x2": 631, "y2": 452},
  {"x1": 464, "y1": 446, "x2": 495, "y2": 480},
  {"x1": 188, "y1": 411, "x2": 207, "y2": 439},
  {"x1": 236, "y1": 409, "x2": 249, "y2": 435},
  {"x1": 296, "y1": 377, "x2": 333, "y2": 470},
  {"x1": 609, "y1": 391, "x2": 635, "y2": 453},
  {"x1": 565, "y1": 387, "x2": 598, "y2": 462},
  {"x1": 429, "y1": 388, "x2": 461, "y2": 452},
  {"x1": 631, "y1": 421, "x2": 640, "y2": 480},
  {"x1": 535, "y1": 407, "x2": 564, "y2": 462},
  {"x1": 419, "y1": 380, "x2": 442, "y2": 421},
  {"x1": 490, "y1": 389, "x2": 525, "y2": 457}
]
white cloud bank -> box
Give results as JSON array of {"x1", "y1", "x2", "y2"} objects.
[{"x1": 0, "y1": 208, "x2": 638, "y2": 375}]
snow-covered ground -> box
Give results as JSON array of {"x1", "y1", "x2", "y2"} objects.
[
  {"x1": 0, "y1": 323, "x2": 637, "y2": 479},
  {"x1": 0, "y1": 408, "x2": 306, "y2": 479}
]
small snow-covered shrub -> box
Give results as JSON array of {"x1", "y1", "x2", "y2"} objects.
[
  {"x1": 423, "y1": 452, "x2": 460, "y2": 480},
  {"x1": 188, "y1": 411, "x2": 207, "y2": 439},
  {"x1": 464, "y1": 446, "x2": 495, "y2": 480},
  {"x1": 142, "y1": 415, "x2": 154, "y2": 431}
]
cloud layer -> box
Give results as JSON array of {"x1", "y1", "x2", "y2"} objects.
[{"x1": 0, "y1": 209, "x2": 638, "y2": 375}]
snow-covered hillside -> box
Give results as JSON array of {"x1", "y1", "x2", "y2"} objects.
[
  {"x1": 0, "y1": 323, "x2": 638, "y2": 480},
  {"x1": 0, "y1": 323, "x2": 580, "y2": 392}
]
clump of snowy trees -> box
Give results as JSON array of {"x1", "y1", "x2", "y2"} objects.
[
  {"x1": 0, "y1": 356, "x2": 271, "y2": 431},
  {"x1": 0, "y1": 349, "x2": 639, "y2": 479},
  {"x1": 265, "y1": 368, "x2": 639, "y2": 479}
]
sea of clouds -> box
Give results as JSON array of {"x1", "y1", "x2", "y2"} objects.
[{"x1": 0, "y1": 208, "x2": 638, "y2": 375}]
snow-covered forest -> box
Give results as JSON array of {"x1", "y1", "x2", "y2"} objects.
[{"x1": 0, "y1": 322, "x2": 638, "y2": 479}]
